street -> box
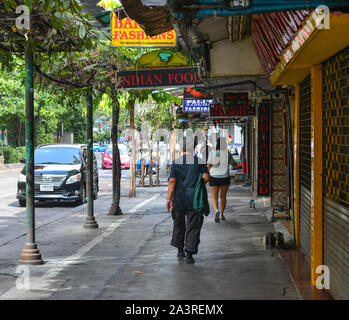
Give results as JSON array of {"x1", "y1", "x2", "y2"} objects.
[
  {"x1": 1, "y1": 0, "x2": 349, "y2": 302},
  {"x1": 0, "y1": 152, "x2": 129, "y2": 248},
  {"x1": 0, "y1": 151, "x2": 172, "y2": 299},
  {"x1": 0, "y1": 153, "x2": 300, "y2": 300}
]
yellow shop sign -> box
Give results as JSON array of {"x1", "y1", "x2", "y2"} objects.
[{"x1": 111, "y1": 12, "x2": 176, "y2": 47}]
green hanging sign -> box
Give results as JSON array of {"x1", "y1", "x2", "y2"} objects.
[{"x1": 135, "y1": 49, "x2": 193, "y2": 70}]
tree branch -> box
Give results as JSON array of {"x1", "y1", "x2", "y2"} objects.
[{"x1": 35, "y1": 65, "x2": 86, "y2": 89}]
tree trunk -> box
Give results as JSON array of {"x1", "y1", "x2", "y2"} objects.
[
  {"x1": 156, "y1": 140, "x2": 160, "y2": 186},
  {"x1": 129, "y1": 99, "x2": 136, "y2": 198},
  {"x1": 16, "y1": 119, "x2": 22, "y2": 147},
  {"x1": 170, "y1": 104, "x2": 176, "y2": 163},
  {"x1": 108, "y1": 96, "x2": 122, "y2": 215},
  {"x1": 139, "y1": 139, "x2": 145, "y2": 187},
  {"x1": 148, "y1": 139, "x2": 153, "y2": 187},
  {"x1": 165, "y1": 139, "x2": 169, "y2": 178}
]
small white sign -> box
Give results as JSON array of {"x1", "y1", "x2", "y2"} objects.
[{"x1": 40, "y1": 185, "x2": 53, "y2": 192}]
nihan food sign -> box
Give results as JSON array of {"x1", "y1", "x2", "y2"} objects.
[
  {"x1": 116, "y1": 68, "x2": 202, "y2": 89},
  {"x1": 111, "y1": 12, "x2": 176, "y2": 47}
]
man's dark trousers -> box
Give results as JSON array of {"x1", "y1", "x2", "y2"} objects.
[{"x1": 170, "y1": 209, "x2": 204, "y2": 254}]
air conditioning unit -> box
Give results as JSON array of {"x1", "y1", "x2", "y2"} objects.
[{"x1": 141, "y1": 0, "x2": 167, "y2": 6}]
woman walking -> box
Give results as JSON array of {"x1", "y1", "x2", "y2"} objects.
[{"x1": 207, "y1": 137, "x2": 232, "y2": 222}]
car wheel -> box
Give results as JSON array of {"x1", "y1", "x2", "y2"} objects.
[
  {"x1": 76, "y1": 185, "x2": 86, "y2": 206},
  {"x1": 19, "y1": 199, "x2": 26, "y2": 207}
]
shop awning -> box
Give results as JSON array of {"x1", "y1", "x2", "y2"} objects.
[{"x1": 95, "y1": 0, "x2": 174, "y2": 36}]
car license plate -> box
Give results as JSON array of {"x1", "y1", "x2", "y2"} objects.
[{"x1": 40, "y1": 185, "x2": 53, "y2": 192}]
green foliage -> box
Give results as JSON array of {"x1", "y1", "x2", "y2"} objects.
[
  {"x1": 94, "y1": 131, "x2": 110, "y2": 144},
  {"x1": 1, "y1": 0, "x2": 181, "y2": 148},
  {"x1": 97, "y1": 0, "x2": 120, "y2": 10},
  {"x1": 2, "y1": 146, "x2": 26, "y2": 164},
  {"x1": 0, "y1": 67, "x2": 87, "y2": 146},
  {"x1": 60, "y1": 104, "x2": 87, "y2": 144},
  {"x1": 0, "y1": 0, "x2": 108, "y2": 69},
  {"x1": 0, "y1": 67, "x2": 26, "y2": 146},
  {"x1": 0, "y1": 67, "x2": 61, "y2": 146}
]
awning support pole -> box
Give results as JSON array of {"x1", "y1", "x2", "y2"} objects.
[
  {"x1": 83, "y1": 91, "x2": 98, "y2": 229},
  {"x1": 19, "y1": 51, "x2": 44, "y2": 265}
]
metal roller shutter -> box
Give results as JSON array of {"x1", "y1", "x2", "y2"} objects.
[
  {"x1": 322, "y1": 46, "x2": 349, "y2": 299},
  {"x1": 299, "y1": 75, "x2": 312, "y2": 263}
]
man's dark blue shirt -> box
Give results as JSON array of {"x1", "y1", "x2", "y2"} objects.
[{"x1": 169, "y1": 154, "x2": 209, "y2": 210}]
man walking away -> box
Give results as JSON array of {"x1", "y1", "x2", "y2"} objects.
[{"x1": 166, "y1": 135, "x2": 210, "y2": 264}]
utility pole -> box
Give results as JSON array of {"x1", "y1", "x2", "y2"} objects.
[
  {"x1": 83, "y1": 91, "x2": 98, "y2": 229},
  {"x1": 19, "y1": 52, "x2": 43, "y2": 265}
]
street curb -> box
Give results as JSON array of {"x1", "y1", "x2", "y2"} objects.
[{"x1": 0, "y1": 163, "x2": 23, "y2": 171}]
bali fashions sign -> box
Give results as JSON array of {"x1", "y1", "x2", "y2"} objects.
[
  {"x1": 116, "y1": 68, "x2": 202, "y2": 89},
  {"x1": 111, "y1": 12, "x2": 176, "y2": 47},
  {"x1": 257, "y1": 102, "x2": 271, "y2": 196},
  {"x1": 183, "y1": 99, "x2": 214, "y2": 113},
  {"x1": 183, "y1": 87, "x2": 214, "y2": 113}
]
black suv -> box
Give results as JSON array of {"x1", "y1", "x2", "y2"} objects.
[{"x1": 17, "y1": 144, "x2": 99, "y2": 207}]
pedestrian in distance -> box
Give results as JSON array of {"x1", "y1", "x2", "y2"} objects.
[
  {"x1": 166, "y1": 135, "x2": 210, "y2": 264},
  {"x1": 207, "y1": 137, "x2": 232, "y2": 222}
]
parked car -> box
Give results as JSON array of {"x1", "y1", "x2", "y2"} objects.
[
  {"x1": 93, "y1": 144, "x2": 109, "y2": 152},
  {"x1": 102, "y1": 144, "x2": 130, "y2": 169},
  {"x1": 17, "y1": 144, "x2": 99, "y2": 207}
]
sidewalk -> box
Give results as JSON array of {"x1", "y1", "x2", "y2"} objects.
[
  {"x1": 0, "y1": 163, "x2": 22, "y2": 171},
  {"x1": 99, "y1": 186, "x2": 300, "y2": 300},
  {"x1": 0, "y1": 185, "x2": 301, "y2": 300}
]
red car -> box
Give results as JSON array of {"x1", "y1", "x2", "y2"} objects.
[{"x1": 102, "y1": 145, "x2": 130, "y2": 169}]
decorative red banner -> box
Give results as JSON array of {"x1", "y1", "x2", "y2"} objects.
[{"x1": 257, "y1": 102, "x2": 271, "y2": 196}]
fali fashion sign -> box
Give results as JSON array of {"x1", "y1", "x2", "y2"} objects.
[
  {"x1": 183, "y1": 99, "x2": 215, "y2": 113},
  {"x1": 116, "y1": 68, "x2": 202, "y2": 90},
  {"x1": 183, "y1": 87, "x2": 214, "y2": 113},
  {"x1": 111, "y1": 12, "x2": 176, "y2": 47}
]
